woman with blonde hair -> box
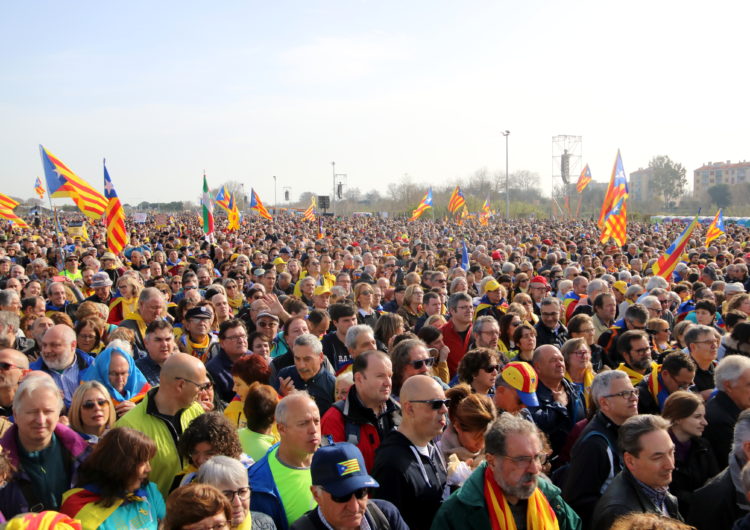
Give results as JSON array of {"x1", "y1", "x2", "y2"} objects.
[
  {"x1": 397, "y1": 284, "x2": 424, "y2": 331},
  {"x1": 108, "y1": 274, "x2": 142, "y2": 324},
  {"x1": 561, "y1": 337, "x2": 595, "y2": 412},
  {"x1": 68, "y1": 381, "x2": 116, "y2": 443}
]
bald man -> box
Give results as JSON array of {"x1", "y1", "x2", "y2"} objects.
[
  {"x1": 371, "y1": 375, "x2": 449, "y2": 530},
  {"x1": 116, "y1": 352, "x2": 206, "y2": 498},
  {"x1": 0, "y1": 348, "x2": 29, "y2": 416},
  {"x1": 30, "y1": 324, "x2": 93, "y2": 407}
]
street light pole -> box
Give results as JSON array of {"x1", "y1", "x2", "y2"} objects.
[
  {"x1": 331, "y1": 161, "x2": 336, "y2": 216},
  {"x1": 273, "y1": 176, "x2": 277, "y2": 215},
  {"x1": 502, "y1": 130, "x2": 510, "y2": 218}
]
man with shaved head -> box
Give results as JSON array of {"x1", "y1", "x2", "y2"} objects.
[
  {"x1": 371, "y1": 375, "x2": 449, "y2": 530},
  {"x1": 30, "y1": 324, "x2": 93, "y2": 407},
  {"x1": 0, "y1": 348, "x2": 29, "y2": 417},
  {"x1": 116, "y1": 352, "x2": 206, "y2": 497}
]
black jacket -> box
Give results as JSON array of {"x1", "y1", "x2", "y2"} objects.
[
  {"x1": 562, "y1": 412, "x2": 622, "y2": 530},
  {"x1": 689, "y1": 465, "x2": 748, "y2": 530},
  {"x1": 534, "y1": 321, "x2": 569, "y2": 349},
  {"x1": 669, "y1": 434, "x2": 719, "y2": 518},
  {"x1": 291, "y1": 499, "x2": 408, "y2": 530},
  {"x1": 636, "y1": 377, "x2": 660, "y2": 415},
  {"x1": 704, "y1": 391, "x2": 741, "y2": 469},
  {"x1": 371, "y1": 430, "x2": 448, "y2": 530},
  {"x1": 591, "y1": 468, "x2": 682, "y2": 530}
]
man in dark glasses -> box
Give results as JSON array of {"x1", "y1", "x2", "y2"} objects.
[
  {"x1": 371, "y1": 375, "x2": 449, "y2": 530},
  {"x1": 0, "y1": 347, "x2": 29, "y2": 416},
  {"x1": 293, "y1": 442, "x2": 407, "y2": 530}
]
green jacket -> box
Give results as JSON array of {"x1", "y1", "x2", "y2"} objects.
[
  {"x1": 115, "y1": 388, "x2": 204, "y2": 499},
  {"x1": 431, "y1": 462, "x2": 581, "y2": 530}
]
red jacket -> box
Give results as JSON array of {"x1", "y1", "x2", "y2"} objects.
[
  {"x1": 320, "y1": 385, "x2": 400, "y2": 472},
  {"x1": 440, "y1": 320, "x2": 473, "y2": 377}
]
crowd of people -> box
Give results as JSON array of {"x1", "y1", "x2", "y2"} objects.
[{"x1": 0, "y1": 210, "x2": 750, "y2": 529}]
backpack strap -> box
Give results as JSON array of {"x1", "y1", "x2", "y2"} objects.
[
  {"x1": 579, "y1": 430, "x2": 617, "y2": 493},
  {"x1": 332, "y1": 400, "x2": 361, "y2": 445},
  {"x1": 366, "y1": 501, "x2": 391, "y2": 530}
]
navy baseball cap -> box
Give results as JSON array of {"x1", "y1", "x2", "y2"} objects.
[
  {"x1": 311, "y1": 443, "x2": 379, "y2": 497},
  {"x1": 185, "y1": 306, "x2": 213, "y2": 320}
]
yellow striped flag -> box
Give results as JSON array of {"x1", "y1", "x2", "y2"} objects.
[
  {"x1": 250, "y1": 188, "x2": 273, "y2": 220},
  {"x1": 302, "y1": 196, "x2": 316, "y2": 221},
  {"x1": 0, "y1": 208, "x2": 29, "y2": 229},
  {"x1": 409, "y1": 189, "x2": 432, "y2": 221},
  {"x1": 447, "y1": 186, "x2": 466, "y2": 214},
  {"x1": 0, "y1": 193, "x2": 19, "y2": 210},
  {"x1": 34, "y1": 177, "x2": 45, "y2": 199},
  {"x1": 39, "y1": 145, "x2": 107, "y2": 219},
  {"x1": 103, "y1": 160, "x2": 128, "y2": 254}
]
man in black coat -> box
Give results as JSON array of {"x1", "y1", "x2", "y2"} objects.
[
  {"x1": 688, "y1": 409, "x2": 750, "y2": 530},
  {"x1": 563, "y1": 370, "x2": 639, "y2": 529},
  {"x1": 534, "y1": 297, "x2": 569, "y2": 348},
  {"x1": 636, "y1": 352, "x2": 696, "y2": 415},
  {"x1": 592, "y1": 414, "x2": 682, "y2": 530},
  {"x1": 704, "y1": 355, "x2": 750, "y2": 468}
]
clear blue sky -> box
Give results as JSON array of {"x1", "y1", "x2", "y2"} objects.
[{"x1": 2, "y1": 1, "x2": 748, "y2": 205}]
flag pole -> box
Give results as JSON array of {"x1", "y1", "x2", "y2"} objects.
[{"x1": 575, "y1": 194, "x2": 583, "y2": 218}]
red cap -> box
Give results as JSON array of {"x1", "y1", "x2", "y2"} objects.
[
  {"x1": 529, "y1": 275, "x2": 549, "y2": 287},
  {"x1": 491, "y1": 250, "x2": 502, "y2": 260},
  {"x1": 542, "y1": 239, "x2": 553, "y2": 245}
]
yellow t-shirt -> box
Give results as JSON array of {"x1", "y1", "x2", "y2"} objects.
[{"x1": 267, "y1": 447, "x2": 316, "y2": 526}]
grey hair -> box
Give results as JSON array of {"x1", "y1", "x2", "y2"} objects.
[
  {"x1": 0, "y1": 310, "x2": 20, "y2": 333},
  {"x1": 560, "y1": 337, "x2": 589, "y2": 366},
  {"x1": 601, "y1": 274, "x2": 616, "y2": 285},
  {"x1": 0, "y1": 289, "x2": 19, "y2": 308},
  {"x1": 108, "y1": 338, "x2": 133, "y2": 357},
  {"x1": 564, "y1": 266, "x2": 580, "y2": 278},
  {"x1": 31, "y1": 258, "x2": 47, "y2": 268},
  {"x1": 473, "y1": 315, "x2": 498, "y2": 336},
  {"x1": 196, "y1": 455, "x2": 248, "y2": 488},
  {"x1": 345, "y1": 325, "x2": 373, "y2": 351},
  {"x1": 485, "y1": 413, "x2": 540, "y2": 456},
  {"x1": 293, "y1": 333, "x2": 323, "y2": 354},
  {"x1": 540, "y1": 296, "x2": 561, "y2": 309},
  {"x1": 741, "y1": 461, "x2": 750, "y2": 493},
  {"x1": 138, "y1": 287, "x2": 162, "y2": 305},
  {"x1": 618, "y1": 414, "x2": 670, "y2": 457},
  {"x1": 587, "y1": 279, "x2": 607, "y2": 297},
  {"x1": 684, "y1": 325, "x2": 715, "y2": 347},
  {"x1": 447, "y1": 292, "x2": 472, "y2": 312},
  {"x1": 645, "y1": 276, "x2": 669, "y2": 291},
  {"x1": 618, "y1": 271, "x2": 632, "y2": 282},
  {"x1": 591, "y1": 370, "x2": 629, "y2": 406},
  {"x1": 734, "y1": 410, "x2": 750, "y2": 458},
  {"x1": 275, "y1": 390, "x2": 315, "y2": 425},
  {"x1": 625, "y1": 285, "x2": 644, "y2": 299},
  {"x1": 716, "y1": 355, "x2": 750, "y2": 392},
  {"x1": 640, "y1": 295, "x2": 660, "y2": 311},
  {"x1": 13, "y1": 373, "x2": 64, "y2": 413}
]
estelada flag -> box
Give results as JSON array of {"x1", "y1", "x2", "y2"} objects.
[
  {"x1": 39, "y1": 145, "x2": 107, "y2": 219},
  {"x1": 576, "y1": 164, "x2": 592, "y2": 193}
]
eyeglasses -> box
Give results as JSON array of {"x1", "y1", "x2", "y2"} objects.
[
  {"x1": 257, "y1": 321, "x2": 277, "y2": 328},
  {"x1": 329, "y1": 487, "x2": 370, "y2": 503},
  {"x1": 483, "y1": 364, "x2": 500, "y2": 373},
  {"x1": 224, "y1": 333, "x2": 248, "y2": 341},
  {"x1": 176, "y1": 377, "x2": 213, "y2": 392},
  {"x1": 222, "y1": 487, "x2": 251, "y2": 502},
  {"x1": 510, "y1": 320, "x2": 522, "y2": 326},
  {"x1": 501, "y1": 452, "x2": 548, "y2": 467},
  {"x1": 82, "y1": 398, "x2": 110, "y2": 410},
  {"x1": 570, "y1": 350, "x2": 590, "y2": 357},
  {"x1": 409, "y1": 398, "x2": 450, "y2": 410},
  {"x1": 0, "y1": 362, "x2": 21, "y2": 371},
  {"x1": 541, "y1": 312, "x2": 559, "y2": 317},
  {"x1": 409, "y1": 357, "x2": 436, "y2": 370},
  {"x1": 604, "y1": 388, "x2": 639, "y2": 400}
]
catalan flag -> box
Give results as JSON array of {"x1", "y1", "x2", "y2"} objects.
[
  {"x1": 652, "y1": 213, "x2": 700, "y2": 280},
  {"x1": 103, "y1": 160, "x2": 128, "y2": 254},
  {"x1": 201, "y1": 173, "x2": 215, "y2": 235},
  {"x1": 34, "y1": 177, "x2": 45, "y2": 199},
  {"x1": 447, "y1": 186, "x2": 466, "y2": 214},
  {"x1": 408, "y1": 188, "x2": 432, "y2": 221},
  {"x1": 336, "y1": 458, "x2": 361, "y2": 476},
  {"x1": 249, "y1": 188, "x2": 273, "y2": 220},
  {"x1": 0, "y1": 193, "x2": 19, "y2": 210},
  {"x1": 576, "y1": 164, "x2": 592, "y2": 193},
  {"x1": 215, "y1": 186, "x2": 232, "y2": 212},
  {"x1": 457, "y1": 204, "x2": 469, "y2": 226},
  {"x1": 479, "y1": 196, "x2": 491, "y2": 226},
  {"x1": 598, "y1": 151, "x2": 629, "y2": 246},
  {"x1": 302, "y1": 196, "x2": 316, "y2": 221},
  {"x1": 39, "y1": 145, "x2": 107, "y2": 219},
  {"x1": 705, "y1": 209, "x2": 725, "y2": 247},
  {"x1": 598, "y1": 151, "x2": 628, "y2": 229},
  {"x1": 0, "y1": 207, "x2": 29, "y2": 229}
]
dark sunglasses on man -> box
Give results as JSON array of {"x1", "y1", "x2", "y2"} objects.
[{"x1": 408, "y1": 357, "x2": 436, "y2": 370}]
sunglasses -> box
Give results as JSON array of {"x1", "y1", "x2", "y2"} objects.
[
  {"x1": 82, "y1": 398, "x2": 110, "y2": 410},
  {"x1": 409, "y1": 357, "x2": 436, "y2": 370},
  {"x1": 0, "y1": 362, "x2": 20, "y2": 371},
  {"x1": 410, "y1": 398, "x2": 450, "y2": 410},
  {"x1": 329, "y1": 487, "x2": 370, "y2": 504},
  {"x1": 482, "y1": 364, "x2": 500, "y2": 373}
]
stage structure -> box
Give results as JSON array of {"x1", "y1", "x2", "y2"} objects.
[{"x1": 552, "y1": 135, "x2": 582, "y2": 217}]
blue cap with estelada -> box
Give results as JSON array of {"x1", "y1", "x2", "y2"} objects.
[{"x1": 311, "y1": 442, "x2": 379, "y2": 497}]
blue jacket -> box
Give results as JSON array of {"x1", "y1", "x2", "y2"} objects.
[
  {"x1": 30, "y1": 350, "x2": 94, "y2": 407},
  {"x1": 248, "y1": 443, "x2": 288, "y2": 530}
]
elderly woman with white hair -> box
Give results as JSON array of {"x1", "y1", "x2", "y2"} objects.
[
  {"x1": 197, "y1": 455, "x2": 277, "y2": 530},
  {"x1": 0, "y1": 373, "x2": 89, "y2": 517}
]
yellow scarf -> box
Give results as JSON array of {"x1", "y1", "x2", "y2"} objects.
[
  {"x1": 564, "y1": 368, "x2": 595, "y2": 410},
  {"x1": 130, "y1": 311, "x2": 148, "y2": 341},
  {"x1": 483, "y1": 465, "x2": 559, "y2": 530},
  {"x1": 617, "y1": 361, "x2": 657, "y2": 385},
  {"x1": 228, "y1": 294, "x2": 244, "y2": 313},
  {"x1": 183, "y1": 334, "x2": 212, "y2": 362}
]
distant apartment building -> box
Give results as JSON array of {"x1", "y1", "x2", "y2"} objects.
[
  {"x1": 629, "y1": 167, "x2": 654, "y2": 203},
  {"x1": 694, "y1": 160, "x2": 750, "y2": 192}
]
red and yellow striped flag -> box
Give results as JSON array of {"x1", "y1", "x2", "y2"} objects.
[
  {"x1": 39, "y1": 145, "x2": 107, "y2": 219},
  {"x1": 0, "y1": 193, "x2": 19, "y2": 211},
  {"x1": 0, "y1": 208, "x2": 29, "y2": 229},
  {"x1": 103, "y1": 161, "x2": 128, "y2": 254},
  {"x1": 302, "y1": 196, "x2": 316, "y2": 221}
]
